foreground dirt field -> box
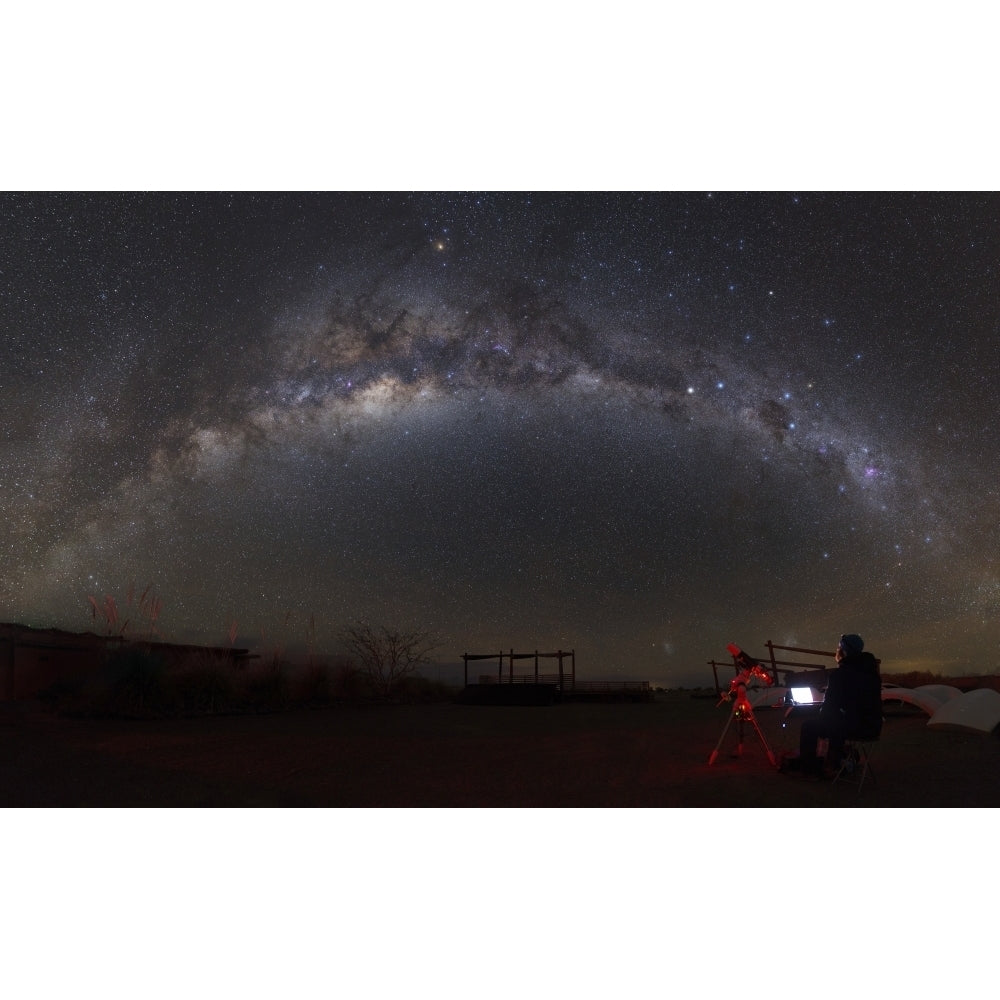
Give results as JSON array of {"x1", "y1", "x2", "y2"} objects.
[{"x1": 2, "y1": 693, "x2": 998, "y2": 806}]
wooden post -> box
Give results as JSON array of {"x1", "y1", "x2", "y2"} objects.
[
  {"x1": 709, "y1": 660, "x2": 723, "y2": 697},
  {"x1": 571, "y1": 649, "x2": 575, "y2": 691},
  {"x1": 463, "y1": 653, "x2": 468, "y2": 687},
  {"x1": 498, "y1": 650, "x2": 503, "y2": 684},
  {"x1": 509, "y1": 648, "x2": 514, "y2": 684},
  {"x1": 766, "y1": 640, "x2": 778, "y2": 684},
  {"x1": 558, "y1": 649, "x2": 563, "y2": 689},
  {"x1": 534, "y1": 650, "x2": 538, "y2": 683}
]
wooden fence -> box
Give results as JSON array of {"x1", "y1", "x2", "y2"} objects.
[{"x1": 706, "y1": 640, "x2": 880, "y2": 696}]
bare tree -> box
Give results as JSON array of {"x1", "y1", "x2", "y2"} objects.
[{"x1": 338, "y1": 622, "x2": 439, "y2": 698}]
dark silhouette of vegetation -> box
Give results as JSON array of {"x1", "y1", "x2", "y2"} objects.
[
  {"x1": 35, "y1": 600, "x2": 450, "y2": 716},
  {"x1": 337, "y1": 622, "x2": 439, "y2": 699},
  {"x1": 101, "y1": 645, "x2": 168, "y2": 715},
  {"x1": 38, "y1": 643, "x2": 453, "y2": 718},
  {"x1": 87, "y1": 584, "x2": 164, "y2": 639},
  {"x1": 172, "y1": 652, "x2": 238, "y2": 714}
]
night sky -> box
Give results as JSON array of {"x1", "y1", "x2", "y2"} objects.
[{"x1": 3, "y1": 191, "x2": 998, "y2": 686}]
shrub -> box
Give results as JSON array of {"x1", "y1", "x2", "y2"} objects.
[
  {"x1": 243, "y1": 661, "x2": 291, "y2": 713},
  {"x1": 393, "y1": 674, "x2": 455, "y2": 703},
  {"x1": 171, "y1": 653, "x2": 239, "y2": 714},
  {"x1": 290, "y1": 662, "x2": 333, "y2": 706},
  {"x1": 327, "y1": 660, "x2": 368, "y2": 701},
  {"x1": 337, "y1": 622, "x2": 439, "y2": 699},
  {"x1": 882, "y1": 671, "x2": 944, "y2": 688},
  {"x1": 88, "y1": 645, "x2": 170, "y2": 717}
]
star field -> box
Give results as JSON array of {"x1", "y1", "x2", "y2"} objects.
[{"x1": 3, "y1": 191, "x2": 999, "y2": 685}]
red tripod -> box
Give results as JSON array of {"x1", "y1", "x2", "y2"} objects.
[{"x1": 708, "y1": 644, "x2": 777, "y2": 767}]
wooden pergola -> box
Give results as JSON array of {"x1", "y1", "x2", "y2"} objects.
[{"x1": 462, "y1": 648, "x2": 575, "y2": 690}]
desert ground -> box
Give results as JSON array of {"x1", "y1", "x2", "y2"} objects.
[{"x1": 2, "y1": 692, "x2": 998, "y2": 807}]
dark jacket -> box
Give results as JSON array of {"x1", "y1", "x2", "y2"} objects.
[{"x1": 819, "y1": 651, "x2": 882, "y2": 739}]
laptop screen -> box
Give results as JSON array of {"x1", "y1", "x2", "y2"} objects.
[{"x1": 790, "y1": 687, "x2": 815, "y2": 705}]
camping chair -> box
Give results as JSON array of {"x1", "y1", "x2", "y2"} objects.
[{"x1": 832, "y1": 735, "x2": 879, "y2": 792}]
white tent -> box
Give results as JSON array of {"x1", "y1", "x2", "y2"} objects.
[
  {"x1": 927, "y1": 688, "x2": 1000, "y2": 733},
  {"x1": 881, "y1": 683, "x2": 965, "y2": 717},
  {"x1": 881, "y1": 686, "x2": 948, "y2": 716},
  {"x1": 915, "y1": 683, "x2": 963, "y2": 703}
]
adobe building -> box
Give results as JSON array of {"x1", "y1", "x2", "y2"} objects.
[{"x1": 1, "y1": 622, "x2": 251, "y2": 701}]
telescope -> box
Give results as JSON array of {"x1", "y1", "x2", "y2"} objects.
[{"x1": 708, "y1": 643, "x2": 777, "y2": 767}]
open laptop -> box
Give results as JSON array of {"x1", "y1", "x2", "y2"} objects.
[{"x1": 788, "y1": 686, "x2": 824, "y2": 706}]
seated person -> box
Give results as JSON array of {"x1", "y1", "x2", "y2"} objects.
[{"x1": 794, "y1": 633, "x2": 882, "y2": 777}]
